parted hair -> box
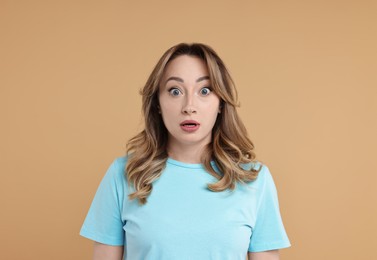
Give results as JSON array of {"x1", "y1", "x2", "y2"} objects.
[{"x1": 126, "y1": 43, "x2": 260, "y2": 204}]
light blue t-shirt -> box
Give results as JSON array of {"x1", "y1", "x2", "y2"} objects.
[{"x1": 80, "y1": 156, "x2": 290, "y2": 259}]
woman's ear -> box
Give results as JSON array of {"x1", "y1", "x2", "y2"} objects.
[{"x1": 218, "y1": 101, "x2": 223, "y2": 113}]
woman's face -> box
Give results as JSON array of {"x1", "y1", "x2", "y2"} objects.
[{"x1": 158, "y1": 55, "x2": 221, "y2": 151}]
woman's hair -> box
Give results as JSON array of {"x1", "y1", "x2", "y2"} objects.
[{"x1": 126, "y1": 43, "x2": 260, "y2": 204}]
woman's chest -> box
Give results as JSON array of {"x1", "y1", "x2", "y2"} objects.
[{"x1": 122, "y1": 171, "x2": 259, "y2": 256}]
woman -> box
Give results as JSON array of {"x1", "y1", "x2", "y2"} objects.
[{"x1": 80, "y1": 43, "x2": 291, "y2": 260}]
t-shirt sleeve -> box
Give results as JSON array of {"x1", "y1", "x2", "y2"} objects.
[
  {"x1": 248, "y1": 165, "x2": 291, "y2": 252},
  {"x1": 80, "y1": 158, "x2": 126, "y2": 246}
]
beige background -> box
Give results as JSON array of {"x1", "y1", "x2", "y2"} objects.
[{"x1": 1, "y1": 0, "x2": 376, "y2": 259}]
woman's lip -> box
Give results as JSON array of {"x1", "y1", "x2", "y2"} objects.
[
  {"x1": 180, "y1": 120, "x2": 200, "y2": 126},
  {"x1": 180, "y1": 124, "x2": 200, "y2": 132},
  {"x1": 180, "y1": 120, "x2": 200, "y2": 132}
]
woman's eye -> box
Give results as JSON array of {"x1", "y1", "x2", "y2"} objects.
[
  {"x1": 200, "y1": 87, "x2": 211, "y2": 96},
  {"x1": 168, "y1": 88, "x2": 181, "y2": 96}
]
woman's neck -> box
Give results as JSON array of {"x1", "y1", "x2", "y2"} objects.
[{"x1": 166, "y1": 143, "x2": 206, "y2": 164}]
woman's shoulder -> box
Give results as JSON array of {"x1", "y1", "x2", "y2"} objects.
[
  {"x1": 112, "y1": 155, "x2": 128, "y2": 168},
  {"x1": 240, "y1": 161, "x2": 274, "y2": 186},
  {"x1": 241, "y1": 161, "x2": 270, "y2": 174},
  {"x1": 102, "y1": 155, "x2": 129, "y2": 184}
]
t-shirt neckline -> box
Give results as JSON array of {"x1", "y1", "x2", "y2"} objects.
[{"x1": 167, "y1": 157, "x2": 215, "y2": 169}]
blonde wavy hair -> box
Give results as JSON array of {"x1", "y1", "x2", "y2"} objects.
[{"x1": 126, "y1": 43, "x2": 260, "y2": 204}]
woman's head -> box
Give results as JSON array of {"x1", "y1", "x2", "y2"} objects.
[
  {"x1": 140, "y1": 43, "x2": 240, "y2": 150},
  {"x1": 127, "y1": 43, "x2": 258, "y2": 204},
  {"x1": 158, "y1": 55, "x2": 221, "y2": 153}
]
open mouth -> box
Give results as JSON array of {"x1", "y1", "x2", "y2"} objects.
[
  {"x1": 180, "y1": 120, "x2": 200, "y2": 132},
  {"x1": 181, "y1": 123, "x2": 198, "y2": 127},
  {"x1": 180, "y1": 120, "x2": 200, "y2": 127}
]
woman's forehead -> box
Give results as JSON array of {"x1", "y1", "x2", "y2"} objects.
[{"x1": 162, "y1": 55, "x2": 208, "y2": 79}]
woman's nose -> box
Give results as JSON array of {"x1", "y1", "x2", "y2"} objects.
[
  {"x1": 182, "y1": 107, "x2": 197, "y2": 114},
  {"x1": 181, "y1": 94, "x2": 197, "y2": 114}
]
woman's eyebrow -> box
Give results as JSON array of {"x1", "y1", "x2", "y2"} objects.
[
  {"x1": 165, "y1": 76, "x2": 210, "y2": 84},
  {"x1": 196, "y1": 76, "x2": 210, "y2": 82},
  {"x1": 165, "y1": 76, "x2": 184, "y2": 84}
]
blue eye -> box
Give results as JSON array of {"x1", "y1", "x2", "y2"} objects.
[
  {"x1": 200, "y1": 87, "x2": 211, "y2": 96},
  {"x1": 168, "y1": 88, "x2": 182, "y2": 96}
]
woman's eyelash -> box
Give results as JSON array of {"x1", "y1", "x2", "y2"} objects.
[
  {"x1": 168, "y1": 87, "x2": 181, "y2": 95},
  {"x1": 200, "y1": 87, "x2": 212, "y2": 95},
  {"x1": 167, "y1": 86, "x2": 213, "y2": 95}
]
